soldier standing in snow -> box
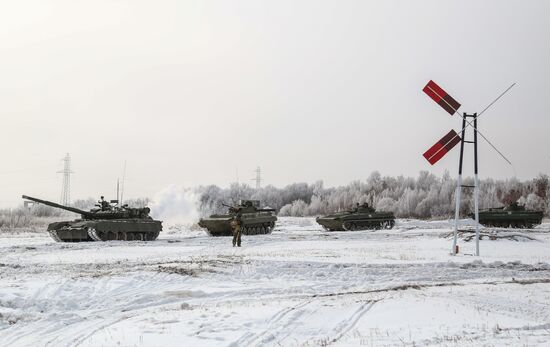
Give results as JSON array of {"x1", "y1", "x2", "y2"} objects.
[{"x1": 231, "y1": 212, "x2": 243, "y2": 247}]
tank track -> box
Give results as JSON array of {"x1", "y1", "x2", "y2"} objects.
[
  {"x1": 480, "y1": 221, "x2": 536, "y2": 228},
  {"x1": 87, "y1": 227, "x2": 160, "y2": 241},
  {"x1": 241, "y1": 222, "x2": 275, "y2": 235},
  {"x1": 341, "y1": 220, "x2": 395, "y2": 231},
  {"x1": 48, "y1": 230, "x2": 63, "y2": 242},
  {"x1": 47, "y1": 227, "x2": 160, "y2": 242}
]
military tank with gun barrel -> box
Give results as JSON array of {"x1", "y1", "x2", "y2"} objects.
[
  {"x1": 316, "y1": 203, "x2": 395, "y2": 231},
  {"x1": 471, "y1": 202, "x2": 544, "y2": 228},
  {"x1": 22, "y1": 195, "x2": 162, "y2": 242},
  {"x1": 198, "y1": 200, "x2": 277, "y2": 237}
]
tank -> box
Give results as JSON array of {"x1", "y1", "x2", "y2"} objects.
[
  {"x1": 316, "y1": 203, "x2": 395, "y2": 231},
  {"x1": 198, "y1": 200, "x2": 277, "y2": 237},
  {"x1": 471, "y1": 202, "x2": 544, "y2": 228},
  {"x1": 22, "y1": 195, "x2": 162, "y2": 242}
]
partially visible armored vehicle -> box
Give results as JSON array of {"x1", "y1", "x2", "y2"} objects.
[
  {"x1": 198, "y1": 200, "x2": 277, "y2": 237},
  {"x1": 316, "y1": 203, "x2": 395, "y2": 231},
  {"x1": 471, "y1": 202, "x2": 544, "y2": 228},
  {"x1": 22, "y1": 195, "x2": 162, "y2": 242}
]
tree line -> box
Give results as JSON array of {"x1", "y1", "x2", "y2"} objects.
[{"x1": 196, "y1": 171, "x2": 549, "y2": 219}]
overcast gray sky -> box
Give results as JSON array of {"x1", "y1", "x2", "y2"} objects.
[{"x1": 1, "y1": 0, "x2": 549, "y2": 207}]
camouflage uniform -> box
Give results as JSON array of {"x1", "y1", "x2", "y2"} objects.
[
  {"x1": 99, "y1": 196, "x2": 110, "y2": 211},
  {"x1": 231, "y1": 213, "x2": 242, "y2": 247}
]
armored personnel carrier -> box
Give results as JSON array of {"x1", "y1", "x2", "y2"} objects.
[
  {"x1": 472, "y1": 202, "x2": 544, "y2": 228},
  {"x1": 316, "y1": 203, "x2": 395, "y2": 231},
  {"x1": 22, "y1": 195, "x2": 162, "y2": 242},
  {"x1": 198, "y1": 200, "x2": 277, "y2": 237}
]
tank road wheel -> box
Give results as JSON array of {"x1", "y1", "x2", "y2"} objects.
[
  {"x1": 260, "y1": 226, "x2": 266, "y2": 234},
  {"x1": 342, "y1": 221, "x2": 355, "y2": 231},
  {"x1": 383, "y1": 221, "x2": 395, "y2": 230},
  {"x1": 149, "y1": 231, "x2": 160, "y2": 241},
  {"x1": 126, "y1": 233, "x2": 134, "y2": 241}
]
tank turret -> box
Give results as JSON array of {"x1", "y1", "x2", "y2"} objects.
[
  {"x1": 223, "y1": 200, "x2": 276, "y2": 214},
  {"x1": 22, "y1": 195, "x2": 162, "y2": 242},
  {"x1": 22, "y1": 195, "x2": 153, "y2": 220}
]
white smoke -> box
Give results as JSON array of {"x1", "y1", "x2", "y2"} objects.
[{"x1": 149, "y1": 185, "x2": 200, "y2": 227}]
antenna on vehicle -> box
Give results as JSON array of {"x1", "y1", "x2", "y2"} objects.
[
  {"x1": 120, "y1": 161, "x2": 127, "y2": 206},
  {"x1": 236, "y1": 167, "x2": 241, "y2": 201},
  {"x1": 116, "y1": 179, "x2": 120, "y2": 205},
  {"x1": 422, "y1": 80, "x2": 516, "y2": 256}
]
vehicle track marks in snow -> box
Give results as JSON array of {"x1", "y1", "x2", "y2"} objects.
[
  {"x1": 231, "y1": 299, "x2": 313, "y2": 347},
  {"x1": 314, "y1": 300, "x2": 377, "y2": 346}
]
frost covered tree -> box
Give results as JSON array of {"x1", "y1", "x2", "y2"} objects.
[{"x1": 193, "y1": 171, "x2": 550, "y2": 219}]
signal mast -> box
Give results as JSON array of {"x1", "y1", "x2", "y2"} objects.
[{"x1": 422, "y1": 80, "x2": 515, "y2": 256}]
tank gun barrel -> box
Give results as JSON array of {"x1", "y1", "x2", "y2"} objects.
[{"x1": 22, "y1": 195, "x2": 92, "y2": 216}]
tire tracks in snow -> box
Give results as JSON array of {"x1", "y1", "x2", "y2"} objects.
[
  {"x1": 310, "y1": 300, "x2": 377, "y2": 347},
  {"x1": 0, "y1": 273, "x2": 190, "y2": 347},
  {"x1": 231, "y1": 299, "x2": 313, "y2": 347},
  {"x1": 232, "y1": 298, "x2": 378, "y2": 347}
]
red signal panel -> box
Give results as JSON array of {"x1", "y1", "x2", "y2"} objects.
[
  {"x1": 423, "y1": 130, "x2": 461, "y2": 165},
  {"x1": 423, "y1": 80, "x2": 461, "y2": 115}
]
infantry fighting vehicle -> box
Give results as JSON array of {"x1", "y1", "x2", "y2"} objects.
[
  {"x1": 198, "y1": 200, "x2": 277, "y2": 237},
  {"x1": 471, "y1": 202, "x2": 544, "y2": 228},
  {"x1": 22, "y1": 195, "x2": 162, "y2": 242},
  {"x1": 316, "y1": 203, "x2": 395, "y2": 231}
]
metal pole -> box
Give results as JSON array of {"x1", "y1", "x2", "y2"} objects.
[
  {"x1": 453, "y1": 177, "x2": 461, "y2": 255},
  {"x1": 473, "y1": 113, "x2": 480, "y2": 256},
  {"x1": 453, "y1": 115, "x2": 467, "y2": 255}
]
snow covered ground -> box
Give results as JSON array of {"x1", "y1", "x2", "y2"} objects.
[{"x1": 1, "y1": 217, "x2": 550, "y2": 346}]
